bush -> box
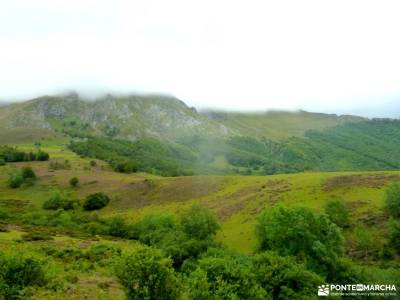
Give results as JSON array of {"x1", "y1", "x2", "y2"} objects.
[
  {"x1": 43, "y1": 191, "x2": 76, "y2": 210},
  {"x1": 37, "y1": 150, "x2": 50, "y2": 161},
  {"x1": 21, "y1": 166, "x2": 36, "y2": 180},
  {"x1": 0, "y1": 251, "x2": 47, "y2": 299},
  {"x1": 324, "y1": 199, "x2": 349, "y2": 228},
  {"x1": 0, "y1": 158, "x2": 5, "y2": 166},
  {"x1": 187, "y1": 252, "x2": 266, "y2": 300},
  {"x1": 388, "y1": 218, "x2": 400, "y2": 253},
  {"x1": 180, "y1": 204, "x2": 220, "y2": 240},
  {"x1": 116, "y1": 246, "x2": 181, "y2": 300},
  {"x1": 83, "y1": 193, "x2": 110, "y2": 211},
  {"x1": 22, "y1": 231, "x2": 54, "y2": 241},
  {"x1": 252, "y1": 251, "x2": 323, "y2": 299},
  {"x1": 8, "y1": 172, "x2": 24, "y2": 188},
  {"x1": 256, "y1": 205, "x2": 344, "y2": 276},
  {"x1": 385, "y1": 182, "x2": 400, "y2": 218},
  {"x1": 69, "y1": 177, "x2": 79, "y2": 188}
]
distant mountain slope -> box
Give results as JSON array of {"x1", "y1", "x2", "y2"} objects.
[
  {"x1": 203, "y1": 110, "x2": 366, "y2": 139},
  {"x1": 0, "y1": 93, "x2": 365, "y2": 143},
  {"x1": 0, "y1": 93, "x2": 231, "y2": 142}
]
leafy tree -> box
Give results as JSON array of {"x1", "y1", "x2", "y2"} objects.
[
  {"x1": 252, "y1": 251, "x2": 323, "y2": 299},
  {"x1": 36, "y1": 150, "x2": 49, "y2": 161},
  {"x1": 116, "y1": 246, "x2": 181, "y2": 300},
  {"x1": 324, "y1": 199, "x2": 349, "y2": 228},
  {"x1": 69, "y1": 177, "x2": 79, "y2": 188},
  {"x1": 180, "y1": 204, "x2": 220, "y2": 240},
  {"x1": 385, "y1": 182, "x2": 400, "y2": 218},
  {"x1": 256, "y1": 205, "x2": 344, "y2": 276},
  {"x1": 83, "y1": 193, "x2": 110, "y2": 211}
]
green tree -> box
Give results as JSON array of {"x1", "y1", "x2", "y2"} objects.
[
  {"x1": 116, "y1": 246, "x2": 180, "y2": 300},
  {"x1": 385, "y1": 182, "x2": 400, "y2": 218},
  {"x1": 256, "y1": 205, "x2": 344, "y2": 276},
  {"x1": 324, "y1": 199, "x2": 349, "y2": 228},
  {"x1": 83, "y1": 193, "x2": 110, "y2": 211}
]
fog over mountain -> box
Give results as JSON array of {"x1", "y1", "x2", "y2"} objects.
[{"x1": 1, "y1": 1, "x2": 400, "y2": 117}]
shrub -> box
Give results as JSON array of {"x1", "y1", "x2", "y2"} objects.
[
  {"x1": 83, "y1": 193, "x2": 110, "y2": 211},
  {"x1": 256, "y1": 205, "x2": 344, "y2": 276},
  {"x1": 388, "y1": 218, "x2": 400, "y2": 253},
  {"x1": 116, "y1": 246, "x2": 181, "y2": 300},
  {"x1": 385, "y1": 182, "x2": 400, "y2": 218},
  {"x1": 180, "y1": 204, "x2": 220, "y2": 240},
  {"x1": 8, "y1": 172, "x2": 24, "y2": 188},
  {"x1": 43, "y1": 191, "x2": 76, "y2": 210},
  {"x1": 69, "y1": 177, "x2": 79, "y2": 188},
  {"x1": 0, "y1": 251, "x2": 47, "y2": 299},
  {"x1": 22, "y1": 231, "x2": 54, "y2": 241},
  {"x1": 90, "y1": 160, "x2": 97, "y2": 167},
  {"x1": 0, "y1": 158, "x2": 5, "y2": 166},
  {"x1": 252, "y1": 251, "x2": 323, "y2": 299},
  {"x1": 21, "y1": 166, "x2": 36, "y2": 180},
  {"x1": 187, "y1": 252, "x2": 266, "y2": 300},
  {"x1": 36, "y1": 150, "x2": 50, "y2": 161},
  {"x1": 324, "y1": 199, "x2": 349, "y2": 228}
]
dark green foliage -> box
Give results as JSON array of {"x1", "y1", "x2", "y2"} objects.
[
  {"x1": 251, "y1": 251, "x2": 323, "y2": 299},
  {"x1": 256, "y1": 205, "x2": 344, "y2": 276},
  {"x1": 180, "y1": 204, "x2": 220, "y2": 240},
  {"x1": 21, "y1": 231, "x2": 54, "y2": 241},
  {"x1": 388, "y1": 218, "x2": 400, "y2": 253},
  {"x1": 324, "y1": 199, "x2": 349, "y2": 228},
  {"x1": 385, "y1": 182, "x2": 400, "y2": 218},
  {"x1": 116, "y1": 246, "x2": 181, "y2": 300},
  {"x1": 0, "y1": 145, "x2": 49, "y2": 163},
  {"x1": 0, "y1": 158, "x2": 5, "y2": 166},
  {"x1": 69, "y1": 177, "x2": 79, "y2": 188},
  {"x1": 43, "y1": 191, "x2": 77, "y2": 210},
  {"x1": 7, "y1": 172, "x2": 24, "y2": 188},
  {"x1": 21, "y1": 166, "x2": 36, "y2": 180},
  {"x1": 136, "y1": 206, "x2": 220, "y2": 268},
  {"x1": 0, "y1": 251, "x2": 47, "y2": 299},
  {"x1": 69, "y1": 137, "x2": 195, "y2": 176},
  {"x1": 83, "y1": 193, "x2": 110, "y2": 211},
  {"x1": 187, "y1": 251, "x2": 266, "y2": 300}
]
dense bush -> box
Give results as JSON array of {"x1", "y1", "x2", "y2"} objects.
[
  {"x1": 180, "y1": 204, "x2": 220, "y2": 240},
  {"x1": 21, "y1": 166, "x2": 36, "y2": 180},
  {"x1": 388, "y1": 219, "x2": 400, "y2": 253},
  {"x1": 83, "y1": 193, "x2": 110, "y2": 211},
  {"x1": 256, "y1": 205, "x2": 344, "y2": 276},
  {"x1": 69, "y1": 177, "x2": 79, "y2": 188},
  {"x1": 324, "y1": 199, "x2": 349, "y2": 228},
  {"x1": 116, "y1": 246, "x2": 181, "y2": 300},
  {"x1": 385, "y1": 182, "x2": 400, "y2": 218},
  {"x1": 251, "y1": 251, "x2": 323, "y2": 299},
  {"x1": 7, "y1": 172, "x2": 24, "y2": 188},
  {"x1": 0, "y1": 145, "x2": 49, "y2": 163},
  {"x1": 43, "y1": 191, "x2": 77, "y2": 210},
  {"x1": 187, "y1": 251, "x2": 266, "y2": 300},
  {"x1": 0, "y1": 251, "x2": 47, "y2": 299}
]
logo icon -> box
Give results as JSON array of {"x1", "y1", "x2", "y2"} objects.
[{"x1": 318, "y1": 285, "x2": 330, "y2": 296}]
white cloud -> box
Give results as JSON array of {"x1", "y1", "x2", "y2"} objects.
[{"x1": 1, "y1": 0, "x2": 400, "y2": 116}]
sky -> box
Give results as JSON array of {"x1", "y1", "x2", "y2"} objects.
[{"x1": 1, "y1": 0, "x2": 400, "y2": 117}]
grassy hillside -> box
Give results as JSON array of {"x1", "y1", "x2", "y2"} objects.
[
  {"x1": 203, "y1": 110, "x2": 365, "y2": 139},
  {"x1": 0, "y1": 141, "x2": 399, "y2": 298}
]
